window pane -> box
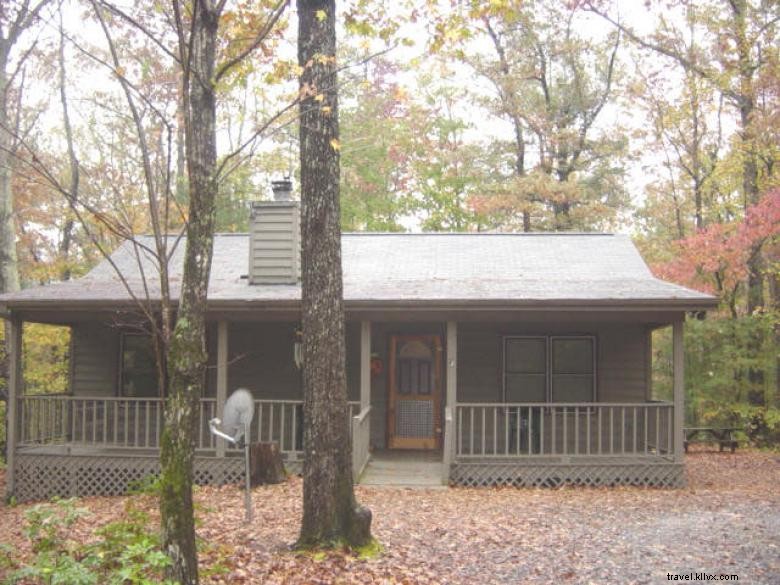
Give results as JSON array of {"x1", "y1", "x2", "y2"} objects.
[
  {"x1": 506, "y1": 338, "x2": 546, "y2": 373},
  {"x1": 121, "y1": 335, "x2": 158, "y2": 397},
  {"x1": 552, "y1": 375, "x2": 593, "y2": 402},
  {"x1": 418, "y1": 361, "x2": 431, "y2": 395},
  {"x1": 552, "y1": 339, "x2": 593, "y2": 374},
  {"x1": 398, "y1": 361, "x2": 411, "y2": 394},
  {"x1": 505, "y1": 374, "x2": 546, "y2": 402}
]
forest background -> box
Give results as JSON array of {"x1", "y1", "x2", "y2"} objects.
[{"x1": 0, "y1": 0, "x2": 778, "y2": 457}]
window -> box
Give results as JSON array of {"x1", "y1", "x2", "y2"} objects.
[
  {"x1": 120, "y1": 334, "x2": 159, "y2": 397},
  {"x1": 504, "y1": 337, "x2": 546, "y2": 402},
  {"x1": 504, "y1": 336, "x2": 595, "y2": 403}
]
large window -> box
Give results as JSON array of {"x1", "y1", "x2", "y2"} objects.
[
  {"x1": 504, "y1": 336, "x2": 595, "y2": 403},
  {"x1": 120, "y1": 334, "x2": 159, "y2": 397}
]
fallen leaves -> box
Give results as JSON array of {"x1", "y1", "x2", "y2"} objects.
[{"x1": 1, "y1": 450, "x2": 779, "y2": 584}]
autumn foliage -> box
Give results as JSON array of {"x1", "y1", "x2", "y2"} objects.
[{"x1": 653, "y1": 189, "x2": 780, "y2": 315}]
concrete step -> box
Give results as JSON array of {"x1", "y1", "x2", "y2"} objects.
[{"x1": 359, "y1": 452, "x2": 446, "y2": 488}]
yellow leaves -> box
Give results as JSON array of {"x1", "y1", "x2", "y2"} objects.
[
  {"x1": 314, "y1": 53, "x2": 335, "y2": 66},
  {"x1": 315, "y1": 9, "x2": 327, "y2": 22},
  {"x1": 321, "y1": 105, "x2": 332, "y2": 115},
  {"x1": 393, "y1": 86, "x2": 408, "y2": 102},
  {"x1": 330, "y1": 138, "x2": 341, "y2": 151},
  {"x1": 314, "y1": 93, "x2": 325, "y2": 102}
]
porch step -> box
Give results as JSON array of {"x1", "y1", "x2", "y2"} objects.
[{"x1": 359, "y1": 451, "x2": 446, "y2": 488}]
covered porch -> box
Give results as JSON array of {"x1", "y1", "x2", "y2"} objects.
[{"x1": 5, "y1": 308, "x2": 688, "y2": 501}]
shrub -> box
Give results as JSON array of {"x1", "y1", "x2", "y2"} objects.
[{"x1": 4, "y1": 497, "x2": 177, "y2": 585}]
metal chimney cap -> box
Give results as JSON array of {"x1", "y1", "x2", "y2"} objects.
[{"x1": 271, "y1": 178, "x2": 293, "y2": 201}]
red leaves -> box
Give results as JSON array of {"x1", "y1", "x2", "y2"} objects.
[{"x1": 653, "y1": 189, "x2": 780, "y2": 300}]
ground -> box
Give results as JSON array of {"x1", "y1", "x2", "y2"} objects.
[{"x1": 1, "y1": 450, "x2": 778, "y2": 584}]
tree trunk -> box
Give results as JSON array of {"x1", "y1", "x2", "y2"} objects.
[
  {"x1": 159, "y1": 4, "x2": 220, "y2": 584},
  {"x1": 250, "y1": 442, "x2": 285, "y2": 486},
  {"x1": 296, "y1": 0, "x2": 371, "y2": 549},
  {"x1": 0, "y1": 43, "x2": 20, "y2": 296},
  {"x1": 0, "y1": 32, "x2": 21, "y2": 469}
]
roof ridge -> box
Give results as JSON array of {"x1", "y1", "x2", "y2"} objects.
[{"x1": 138, "y1": 231, "x2": 621, "y2": 238}]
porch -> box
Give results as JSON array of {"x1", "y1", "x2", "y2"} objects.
[{"x1": 5, "y1": 315, "x2": 687, "y2": 501}]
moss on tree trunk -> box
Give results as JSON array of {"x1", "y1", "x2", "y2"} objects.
[
  {"x1": 296, "y1": 0, "x2": 372, "y2": 550},
  {"x1": 159, "y1": 3, "x2": 220, "y2": 583}
]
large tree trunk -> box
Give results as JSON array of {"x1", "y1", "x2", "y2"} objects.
[
  {"x1": 159, "y1": 3, "x2": 220, "y2": 583},
  {"x1": 296, "y1": 0, "x2": 371, "y2": 549},
  {"x1": 0, "y1": 43, "x2": 20, "y2": 297},
  {"x1": 0, "y1": 30, "x2": 21, "y2": 469}
]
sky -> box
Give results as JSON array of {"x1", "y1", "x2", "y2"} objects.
[{"x1": 13, "y1": 0, "x2": 734, "y2": 236}]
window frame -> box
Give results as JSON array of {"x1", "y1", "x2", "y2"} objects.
[
  {"x1": 503, "y1": 335, "x2": 597, "y2": 403},
  {"x1": 118, "y1": 333, "x2": 160, "y2": 398}
]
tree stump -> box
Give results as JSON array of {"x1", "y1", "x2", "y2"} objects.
[{"x1": 249, "y1": 442, "x2": 285, "y2": 486}]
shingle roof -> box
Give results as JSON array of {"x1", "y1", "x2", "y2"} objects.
[{"x1": 0, "y1": 232, "x2": 717, "y2": 309}]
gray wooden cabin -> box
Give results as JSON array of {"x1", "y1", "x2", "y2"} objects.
[{"x1": 1, "y1": 198, "x2": 716, "y2": 501}]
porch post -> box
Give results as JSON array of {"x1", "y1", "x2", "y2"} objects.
[
  {"x1": 5, "y1": 318, "x2": 22, "y2": 500},
  {"x1": 360, "y1": 321, "x2": 371, "y2": 412},
  {"x1": 216, "y1": 320, "x2": 228, "y2": 457},
  {"x1": 673, "y1": 319, "x2": 685, "y2": 462},
  {"x1": 443, "y1": 321, "x2": 457, "y2": 482}
]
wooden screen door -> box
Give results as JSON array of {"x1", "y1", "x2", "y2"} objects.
[{"x1": 388, "y1": 335, "x2": 443, "y2": 450}]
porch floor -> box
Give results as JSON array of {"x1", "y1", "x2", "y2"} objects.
[{"x1": 359, "y1": 450, "x2": 445, "y2": 488}]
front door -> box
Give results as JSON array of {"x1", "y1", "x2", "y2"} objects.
[{"x1": 388, "y1": 335, "x2": 442, "y2": 449}]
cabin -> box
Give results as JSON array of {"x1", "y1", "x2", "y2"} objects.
[{"x1": 0, "y1": 184, "x2": 717, "y2": 502}]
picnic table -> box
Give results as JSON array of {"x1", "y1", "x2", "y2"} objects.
[{"x1": 683, "y1": 427, "x2": 738, "y2": 453}]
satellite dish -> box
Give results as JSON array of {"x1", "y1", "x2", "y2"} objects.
[
  {"x1": 221, "y1": 388, "x2": 255, "y2": 445},
  {"x1": 208, "y1": 389, "x2": 256, "y2": 523}
]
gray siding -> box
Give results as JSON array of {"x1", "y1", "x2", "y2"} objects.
[
  {"x1": 204, "y1": 325, "x2": 218, "y2": 398},
  {"x1": 228, "y1": 322, "x2": 301, "y2": 399},
  {"x1": 597, "y1": 325, "x2": 649, "y2": 402},
  {"x1": 224, "y1": 321, "x2": 359, "y2": 401},
  {"x1": 248, "y1": 202, "x2": 300, "y2": 284},
  {"x1": 71, "y1": 323, "x2": 119, "y2": 396}
]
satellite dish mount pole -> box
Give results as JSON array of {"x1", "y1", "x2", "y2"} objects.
[
  {"x1": 209, "y1": 418, "x2": 253, "y2": 523},
  {"x1": 244, "y1": 421, "x2": 251, "y2": 521}
]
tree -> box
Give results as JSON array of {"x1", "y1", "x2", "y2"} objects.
[
  {"x1": 296, "y1": 0, "x2": 372, "y2": 548},
  {"x1": 447, "y1": 0, "x2": 629, "y2": 231},
  {"x1": 0, "y1": 1, "x2": 49, "y2": 299},
  {"x1": 587, "y1": 0, "x2": 779, "y2": 312},
  {"x1": 0, "y1": 0, "x2": 51, "y2": 465},
  {"x1": 339, "y1": 57, "x2": 411, "y2": 231},
  {"x1": 5, "y1": 0, "x2": 289, "y2": 580}
]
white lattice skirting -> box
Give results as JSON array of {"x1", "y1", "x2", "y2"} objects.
[
  {"x1": 13, "y1": 454, "x2": 246, "y2": 503},
  {"x1": 450, "y1": 461, "x2": 686, "y2": 488}
]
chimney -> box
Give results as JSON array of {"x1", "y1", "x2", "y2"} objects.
[
  {"x1": 271, "y1": 178, "x2": 293, "y2": 201},
  {"x1": 248, "y1": 179, "x2": 300, "y2": 285}
]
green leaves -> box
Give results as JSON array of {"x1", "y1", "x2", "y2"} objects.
[{"x1": 6, "y1": 497, "x2": 175, "y2": 585}]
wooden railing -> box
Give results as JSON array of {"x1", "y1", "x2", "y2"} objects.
[
  {"x1": 18, "y1": 395, "x2": 360, "y2": 455},
  {"x1": 351, "y1": 406, "x2": 371, "y2": 481},
  {"x1": 454, "y1": 402, "x2": 674, "y2": 459}
]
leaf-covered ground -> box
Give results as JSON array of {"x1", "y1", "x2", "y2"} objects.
[{"x1": 1, "y1": 450, "x2": 779, "y2": 584}]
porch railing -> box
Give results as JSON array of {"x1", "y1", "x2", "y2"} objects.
[
  {"x1": 351, "y1": 406, "x2": 371, "y2": 481},
  {"x1": 455, "y1": 402, "x2": 674, "y2": 459},
  {"x1": 18, "y1": 395, "x2": 359, "y2": 456}
]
